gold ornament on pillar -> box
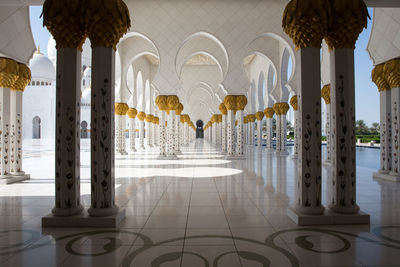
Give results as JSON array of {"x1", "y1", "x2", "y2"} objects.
[
  {"x1": 236, "y1": 95, "x2": 248, "y2": 111},
  {"x1": 176, "y1": 103, "x2": 184, "y2": 115},
  {"x1": 224, "y1": 95, "x2": 237, "y2": 110},
  {"x1": 384, "y1": 59, "x2": 400, "y2": 89},
  {"x1": 211, "y1": 115, "x2": 217, "y2": 124},
  {"x1": 264, "y1": 108, "x2": 275, "y2": 119},
  {"x1": 282, "y1": 0, "x2": 331, "y2": 50},
  {"x1": 273, "y1": 103, "x2": 290, "y2": 115},
  {"x1": 324, "y1": 0, "x2": 369, "y2": 51},
  {"x1": 218, "y1": 115, "x2": 222, "y2": 123},
  {"x1": 235, "y1": 120, "x2": 238, "y2": 126},
  {"x1": 155, "y1": 117, "x2": 159, "y2": 125},
  {"x1": 155, "y1": 95, "x2": 169, "y2": 111},
  {"x1": 372, "y1": 64, "x2": 390, "y2": 92},
  {"x1": 244, "y1": 116, "x2": 248, "y2": 124},
  {"x1": 255, "y1": 112, "x2": 264, "y2": 121},
  {"x1": 12, "y1": 63, "x2": 31, "y2": 92},
  {"x1": 137, "y1": 112, "x2": 146, "y2": 121},
  {"x1": 180, "y1": 116, "x2": 185, "y2": 124},
  {"x1": 42, "y1": 0, "x2": 87, "y2": 50},
  {"x1": 167, "y1": 95, "x2": 180, "y2": 111},
  {"x1": 82, "y1": 0, "x2": 131, "y2": 49},
  {"x1": 114, "y1": 103, "x2": 129, "y2": 115},
  {"x1": 321, "y1": 85, "x2": 331, "y2": 104},
  {"x1": 145, "y1": 114, "x2": 154, "y2": 123},
  {"x1": 219, "y1": 103, "x2": 227, "y2": 115},
  {"x1": 290, "y1": 95, "x2": 299, "y2": 110},
  {"x1": 127, "y1": 108, "x2": 138, "y2": 118},
  {"x1": 0, "y1": 58, "x2": 19, "y2": 88}
]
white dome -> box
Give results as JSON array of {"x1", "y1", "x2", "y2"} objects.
[
  {"x1": 29, "y1": 52, "x2": 56, "y2": 81},
  {"x1": 83, "y1": 67, "x2": 91, "y2": 78},
  {"x1": 81, "y1": 87, "x2": 91, "y2": 104},
  {"x1": 47, "y1": 36, "x2": 92, "y2": 67}
]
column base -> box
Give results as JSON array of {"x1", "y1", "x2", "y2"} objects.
[
  {"x1": 322, "y1": 160, "x2": 332, "y2": 166},
  {"x1": 276, "y1": 151, "x2": 289, "y2": 156},
  {"x1": 42, "y1": 209, "x2": 126, "y2": 228},
  {"x1": 290, "y1": 154, "x2": 298, "y2": 160},
  {"x1": 167, "y1": 155, "x2": 179, "y2": 160},
  {"x1": 175, "y1": 151, "x2": 182, "y2": 155},
  {"x1": 226, "y1": 155, "x2": 245, "y2": 160},
  {"x1": 116, "y1": 150, "x2": 128, "y2": 156},
  {"x1": 0, "y1": 173, "x2": 30, "y2": 184},
  {"x1": 157, "y1": 155, "x2": 170, "y2": 160},
  {"x1": 129, "y1": 149, "x2": 137, "y2": 154},
  {"x1": 373, "y1": 172, "x2": 400, "y2": 182},
  {"x1": 287, "y1": 207, "x2": 370, "y2": 226}
]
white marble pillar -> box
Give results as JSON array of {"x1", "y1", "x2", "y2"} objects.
[
  {"x1": 293, "y1": 110, "x2": 299, "y2": 158},
  {"x1": 138, "y1": 116, "x2": 145, "y2": 150},
  {"x1": 280, "y1": 114, "x2": 288, "y2": 155},
  {"x1": 265, "y1": 118, "x2": 273, "y2": 150},
  {"x1": 0, "y1": 87, "x2": 11, "y2": 180},
  {"x1": 212, "y1": 123, "x2": 217, "y2": 145},
  {"x1": 294, "y1": 47, "x2": 324, "y2": 215},
  {"x1": 257, "y1": 120, "x2": 263, "y2": 147},
  {"x1": 390, "y1": 86, "x2": 400, "y2": 176},
  {"x1": 9, "y1": 90, "x2": 27, "y2": 176},
  {"x1": 175, "y1": 116, "x2": 181, "y2": 154},
  {"x1": 379, "y1": 90, "x2": 392, "y2": 174},
  {"x1": 53, "y1": 48, "x2": 83, "y2": 216},
  {"x1": 237, "y1": 110, "x2": 245, "y2": 156},
  {"x1": 153, "y1": 120, "x2": 158, "y2": 146},
  {"x1": 159, "y1": 111, "x2": 167, "y2": 157},
  {"x1": 329, "y1": 48, "x2": 359, "y2": 214},
  {"x1": 249, "y1": 120, "x2": 254, "y2": 146},
  {"x1": 168, "y1": 110, "x2": 177, "y2": 157},
  {"x1": 89, "y1": 47, "x2": 120, "y2": 217},
  {"x1": 115, "y1": 104, "x2": 128, "y2": 155},
  {"x1": 275, "y1": 114, "x2": 282, "y2": 154},
  {"x1": 324, "y1": 104, "x2": 331, "y2": 163},
  {"x1": 146, "y1": 116, "x2": 152, "y2": 148},
  {"x1": 128, "y1": 117, "x2": 136, "y2": 153},
  {"x1": 226, "y1": 110, "x2": 235, "y2": 157}
]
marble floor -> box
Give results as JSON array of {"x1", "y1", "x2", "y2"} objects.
[{"x1": 0, "y1": 139, "x2": 399, "y2": 266}]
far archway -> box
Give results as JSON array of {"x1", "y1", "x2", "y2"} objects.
[
  {"x1": 196, "y1": 120, "x2": 204, "y2": 139},
  {"x1": 32, "y1": 116, "x2": 41, "y2": 139}
]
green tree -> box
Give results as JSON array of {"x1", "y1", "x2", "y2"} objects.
[
  {"x1": 355, "y1": 120, "x2": 369, "y2": 135},
  {"x1": 287, "y1": 120, "x2": 294, "y2": 133},
  {"x1": 370, "y1": 122, "x2": 380, "y2": 134}
]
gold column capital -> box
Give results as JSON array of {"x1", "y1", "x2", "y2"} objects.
[
  {"x1": 264, "y1": 107, "x2": 275, "y2": 119},
  {"x1": 42, "y1": 0, "x2": 87, "y2": 50},
  {"x1": 321, "y1": 85, "x2": 331, "y2": 104},
  {"x1": 282, "y1": 0, "x2": 330, "y2": 50},
  {"x1": 127, "y1": 108, "x2": 137, "y2": 118},
  {"x1": 115, "y1": 103, "x2": 129, "y2": 115},
  {"x1": 167, "y1": 95, "x2": 180, "y2": 111},
  {"x1": 137, "y1": 112, "x2": 146, "y2": 121},
  {"x1": 255, "y1": 111, "x2": 264, "y2": 121},
  {"x1": 290, "y1": 95, "x2": 299, "y2": 110},
  {"x1": 12, "y1": 63, "x2": 31, "y2": 92},
  {"x1": 236, "y1": 95, "x2": 248, "y2": 111},
  {"x1": 372, "y1": 64, "x2": 390, "y2": 92},
  {"x1": 224, "y1": 95, "x2": 237, "y2": 110},
  {"x1": 219, "y1": 103, "x2": 227, "y2": 115},
  {"x1": 0, "y1": 57, "x2": 19, "y2": 88},
  {"x1": 384, "y1": 58, "x2": 400, "y2": 89},
  {"x1": 82, "y1": 0, "x2": 131, "y2": 49},
  {"x1": 156, "y1": 95, "x2": 168, "y2": 111},
  {"x1": 273, "y1": 103, "x2": 290, "y2": 115},
  {"x1": 176, "y1": 103, "x2": 183, "y2": 115}
]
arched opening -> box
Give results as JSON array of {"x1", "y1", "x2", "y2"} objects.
[
  {"x1": 32, "y1": 116, "x2": 41, "y2": 139},
  {"x1": 81, "y1": 121, "x2": 88, "y2": 138},
  {"x1": 196, "y1": 120, "x2": 204, "y2": 139}
]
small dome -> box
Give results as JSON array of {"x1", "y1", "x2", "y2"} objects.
[
  {"x1": 81, "y1": 87, "x2": 91, "y2": 104},
  {"x1": 29, "y1": 51, "x2": 56, "y2": 81},
  {"x1": 47, "y1": 36, "x2": 92, "y2": 66},
  {"x1": 83, "y1": 67, "x2": 91, "y2": 79}
]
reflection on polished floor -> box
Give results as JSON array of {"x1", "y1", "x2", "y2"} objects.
[{"x1": 0, "y1": 140, "x2": 399, "y2": 266}]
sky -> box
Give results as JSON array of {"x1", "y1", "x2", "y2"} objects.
[{"x1": 29, "y1": 7, "x2": 380, "y2": 127}]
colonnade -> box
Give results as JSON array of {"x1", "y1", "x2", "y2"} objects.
[
  {"x1": 0, "y1": 58, "x2": 31, "y2": 184},
  {"x1": 41, "y1": 0, "x2": 131, "y2": 226},
  {"x1": 282, "y1": 0, "x2": 370, "y2": 224},
  {"x1": 372, "y1": 59, "x2": 400, "y2": 182}
]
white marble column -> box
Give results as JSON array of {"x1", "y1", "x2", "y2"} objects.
[
  {"x1": 0, "y1": 87, "x2": 11, "y2": 180},
  {"x1": 280, "y1": 114, "x2": 288, "y2": 155},
  {"x1": 265, "y1": 117, "x2": 273, "y2": 150},
  {"x1": 53, "y1": 48, "x2": 83, "y2": 216},
  {"x1": 226, "y1": 110, "x2": 235, "y2": 157},
  {"x1": 115, "y1": 103, "x2": 128, "y2": 155},
  {"x1": 380, "y1": 90, "x2": 392, "y2": 174},
  {"x1": 290, "y1": 96, "x2": 299, "y2": 159},
  {"x1": 249, "y1": 118, "x2": 255, "y2": 146},
  {"x1": 390, "y1": 86, "x2": 400, "y2": 177},
  {"x1": 321, "y1": 86, "x2": 331, "y2": 164},
  {"x1": 89, "y1": 47, "x2": 120, "y2": 217},
  {"x1": 128, "y1": 118, "x2": 136, "y2": 153},
  {"x1": 9, "y1": 89, "x2": 28, "y2": 177},
  {"x1": 236, "y1": 110, "x2": 245, "y2": 157},
  {"x1": 153, "y1": 118, "x2": 158, "y2": 146},
  {"x1": 159, "y1": 111, "x2": 167, "y2": 157},
  {"x1": 167, "y1": 110, "x2": 177, "y2": 158},
  {"x1": 294, "y1": 48, "x2": 324, "y2": 215},
  {"x1": 146, "y1": 115, "x2": 152, "y2": 148},
  {"x1": 275, "y1": 114, "x2": 282, "y2": 154},
  {"x1": 175, "y1": 115, "x2": 181, "y2": 154},
  {"x1": 329, "y1": 48, "x2": 360, "y2": 214},
  {"x1": 137, "y1": 113, "x2": 145, "y2": 150}
]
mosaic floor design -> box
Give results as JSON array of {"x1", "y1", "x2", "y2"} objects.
[{"x1": 0, "y1": 139, "x2": 398, "y2": 266}]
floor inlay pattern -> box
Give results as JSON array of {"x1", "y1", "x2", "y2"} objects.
[{"x1": 0, "y1": 140, "x2": 399, "y2": 266}]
